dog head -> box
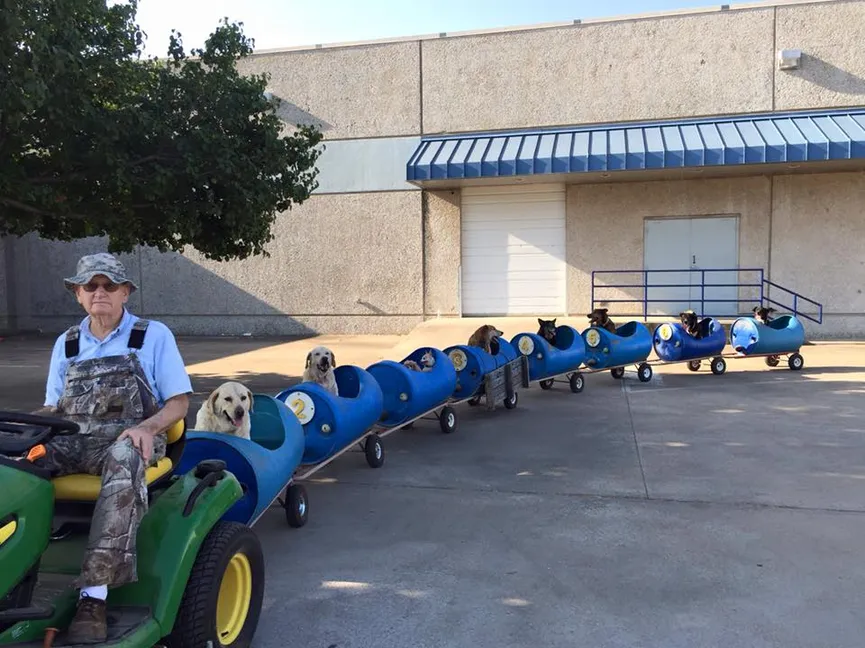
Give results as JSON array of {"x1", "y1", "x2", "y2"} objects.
[
  {"x1": 305, "y1": 346, "x2": 336, "y2": 375},
  {"x1": 207, "y1": 381, "x2": 253, "y2": 429},
  {"x1": 587, "y1": 308, "x2": 610, "y2": 328},
  {"x1": 752, "y1": 306, "x2": 776, "y2": 324},
  {"x1": 537, "y1": 318, "x2": 557, "y2": 342},
  {"x1": 679, "y1": 310, "x2": 698, "y2": 331},
  {"x1": 419, "y1": 349, "x2": 436, "y2": 368}
]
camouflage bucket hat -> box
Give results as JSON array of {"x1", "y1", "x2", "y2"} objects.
[{"x1": 64, "y1": 253, "x2": 138, "y2": 293}]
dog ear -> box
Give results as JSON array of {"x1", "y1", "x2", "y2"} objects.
[
  {"x1": 208, "y1": 388, "x2": 221, "y2": 411},
  {"x1": 246, "y1": 389, "x2": 254, "y2": 413},
  {"x1": 551, "y1": 318, "x2": 556, "y2": 325},
  {"x1": 330, "y1": 351, "x2": 337, "y2": 368},
  {"x1": 305, "y1": 352, "x2": 312, "y2": 369},
  {"x1": 538, "y1": 318, "x2": 544, "y2": 326}
]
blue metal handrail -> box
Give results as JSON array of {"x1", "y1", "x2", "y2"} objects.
[{"x1": 591, "y1": 267, "x2": 823, "y2": 324}]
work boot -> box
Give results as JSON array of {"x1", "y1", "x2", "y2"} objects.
[{"x1": 66, "y1": 594, "x2": 107, "y2": 644}]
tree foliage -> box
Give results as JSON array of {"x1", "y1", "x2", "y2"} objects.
[{"x1": 0, "y1": 0, "x2": 323, "y2": 261}]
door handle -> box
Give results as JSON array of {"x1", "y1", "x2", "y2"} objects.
[{"x1": 692, "y1": 255, "x2": 696, "y2": 266}]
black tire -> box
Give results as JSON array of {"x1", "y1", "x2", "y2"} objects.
[
  {"x1": 637, "y1": 363, "x2": 653, "y2": 383},
  {"x1": 539, "y1": 379, "x2": 554, "y2": 390},
  {"x1": 284, "y1": 484, "x2": 308, "y2": 528},
  {"x1": 438, "y1": 406, "x2": 458, "y2": 434},
  {"x1": 710, "y1": 357, "x2": 727, "y2": 376},
  {"x1": 765, "y1": 355, "x2": 780, "y2": 367},
  {"x1": 503, "y1": 392, "x2": 518, "y2": 409},
  {"x1": 164, "y1": 521, "x2": 264, "y2": 648},
  {"x1": 365, "y1": 434, "x2": 385, "y2": 468},
  {"x1": 569, "y1": 373, "x2": 585, "y2": 393},
  {"x1": 610, "y1": 366, "x2": 625, "y2": 379},
  {"x1": 788, "y1": 353, "x2": 804, "y2": 371},
  {"x1": 687, "y1": 360, "x2": 701, "y2": 372}
]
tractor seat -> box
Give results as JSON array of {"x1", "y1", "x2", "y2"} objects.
[{"x1": 52, "y1": 420, "x2": 186, "y2": 502}]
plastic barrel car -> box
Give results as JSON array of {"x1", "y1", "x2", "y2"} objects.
[
  {"x1": 729, "y1": 314, "x2": 806, "y2": 370},
  {"x1": 0, "y1": 411, "x2": 265, "y2": 648},
  {"x1": 366, "y1": 347, "x2": 459, "y2": 434},
  {"x1": 275, "y1": 364, "x2": 387, "y2": 471},
  {"x1": 653, "y1": 317, "x2": 729, "y2": 375},
  {"x1": 443, "y1": 337, "x2": 526, "y2": 410},
  {"x1": 176, "y1": 394, "x2": 309, "y2": 528},
  {"x1": 582, "y1": 320, "x2": 654, "y2": 382},
  {"x1": 510, "y1": 325, "x2": 588, "y2": 393}
]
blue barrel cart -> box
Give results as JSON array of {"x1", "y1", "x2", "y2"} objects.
[
  {"x1": 728, "y1": 313, "x2": 806, "y2": 370},
  {"x1": 510, "y1": 325, "x2": 588, "y2": 393},
  {"x1": 651, "y1": 316, "x2": 729, "y2": 375},
  {"x1": 276, "y1": 364, "x2": 388, "y2": 475},
  {"x1": 366, "y1": 347, "x2": 460, "y2": 436},
  {"x1": 177, "y1": 393, "x2": 311, "y2": 528},
  {"x1": 443, "y1": 337, "x2": 530, "y2": 410},
  {"x1": 581, "y1": 321, "x2": 654, "y2": 382}
]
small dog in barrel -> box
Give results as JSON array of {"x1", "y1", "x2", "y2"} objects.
[
  {"x1": 752, "y1": 306, "x2": 776, "y2": 325},
  {"x1": 587, "y1": 308, "x2": 617, "y2": 334},
  {"x1": 537, "y1": 318, "x2": 558, "y2": 346},
  {"x1": 679, "y1": 310, "x2": 703, "y2": 338},
  {"x1": 403, "y1": 349, "x2": 436, "y2": 372},
  {"x1": 468, "y1": 324, "x2": 504, "y2": 354}
]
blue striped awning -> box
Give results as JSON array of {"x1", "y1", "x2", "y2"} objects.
[{"x1": 406, "y1": 108, "x2": 865, "y2": 182}]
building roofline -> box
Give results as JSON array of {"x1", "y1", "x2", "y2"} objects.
[{"x1": 246, "y1": 0, "x2": 848, "y2": 57}]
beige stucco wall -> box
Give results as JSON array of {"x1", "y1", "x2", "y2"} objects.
[
  {"x1": 421, "y1": 8, "x2": 775, "y2": 134},
  {"x1": 775, "y1": 1, "x2": 865, "y2": 111},
  {"x1": 423, "y1": 189, "x2": 461, "y2": 316},
  {"x1": 770, "y1": 171, "x2": 865, "y2": 337},
  {"x1": 567, "y1": 177, "x2": 772, "y2": 316},
  {"x1": 237, "y1": 41, "x2": 420, "y2": 140}
]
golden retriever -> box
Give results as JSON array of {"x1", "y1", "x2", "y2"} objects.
[
  {"x1": 195, "y1": 381, "x2": 254, "y2": 440},
  {"x1": 303, "y1": 345, "x2": 339, "y2": 396},
  {"x1": 468, "y1": 324, "x2": 505, "y2": 354}
]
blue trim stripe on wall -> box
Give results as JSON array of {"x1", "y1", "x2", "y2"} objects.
[{"x1": 405, "y1": 108, "x2": 865, "y2": 181}]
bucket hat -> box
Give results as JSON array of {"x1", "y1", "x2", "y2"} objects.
[{"x1": 63, "y1": 253, "x2": 138, "y2": 293}]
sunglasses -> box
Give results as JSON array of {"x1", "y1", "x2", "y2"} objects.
[{"x1": 81, "y1": 281, "x2": 122, "y2": 293}]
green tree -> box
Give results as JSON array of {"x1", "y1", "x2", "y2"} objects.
[{"x1": 0, "y1": 0, "x2": 323, "y2": 261}]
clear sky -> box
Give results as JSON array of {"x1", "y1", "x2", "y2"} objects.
[{"x1": 132, "y1": 0, "x2": 727, "y2": 54}]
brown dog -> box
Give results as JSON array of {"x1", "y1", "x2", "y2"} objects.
[
  {"x1": 587, "y1": 308, "x2": 617, "y2": 334},
  {"x1": 679, "y1": 310, "x2": 702, "y2": 338},
  {"x1": 467, "y1": 324, "x2": 504, "y2": 354},
  {"x1": 753, "y1": 306, "x2": 776, "y2": 325}
]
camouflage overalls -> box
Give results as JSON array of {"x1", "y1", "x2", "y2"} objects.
[{"x1": 36, "y1": 319, "x2": 167, "y2": 588}]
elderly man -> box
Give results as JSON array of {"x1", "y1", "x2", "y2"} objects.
[{"x1": 35, "y1": 252, "x2": 193, "y2": 644}]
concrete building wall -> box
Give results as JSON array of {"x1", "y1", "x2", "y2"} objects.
[
  {"x1": 423, "y1": 190, "x2": 462, "y2": 317},
  {"x1": 770, "y1": 171, "x2": 865, "y2": 338}
]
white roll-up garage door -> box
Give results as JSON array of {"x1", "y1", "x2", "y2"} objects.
[{"x1": 460, "y1": 183, "x2": 567, "y2": 315}]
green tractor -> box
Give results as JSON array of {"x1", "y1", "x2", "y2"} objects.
[{"x1": 0, "y1": 411, "x2": 266, "y2": 647}]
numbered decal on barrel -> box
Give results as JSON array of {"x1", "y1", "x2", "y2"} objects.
[
  {"x1": 517, "y1": 336, "x2": 534, "y2": 356},
  {"x1": 657, "y1": 323, "x2": 673, "y2": 341},
  {"x1": 286, "y1": 392, "x2": 316, "y2": 425},
  {"x1": 585, "y1": 329, "x2": 601, "y2": 348},
  {"x1": 448, "y1": 349, "x2": 468, "y2": 371}
]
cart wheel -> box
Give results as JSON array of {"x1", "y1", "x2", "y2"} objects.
[
  {"x1": 610, "y1": 367, "x2": 625, "y2": 379},
  {"x1": 504, "y1": 392, "x2": 518, "y2": 409},
  {"x1": 284, "y1": 484, "x2": 308, "y2": 529},
  {"x1": 163, "y1": 521, "x2": 264, "y2": 648},
  {"x1": 539, "y1": 379, "x2": 554, "y2": 390},
  {"x1": 439, "y1": 406, "x2": 458, "y2": 434},
  {"x1": 569, "y1": 372, "x2": 585, "y2": 393},
  {"x1": 687, "y1": 360, "x2": 701, "y2": 372},
  {"x1": 765, "y1": 355, "x2": 780, "y2": 367},
  {"x1": 710, "y1": 357, "x2": 727, "y2": 376},
  {"x1": 365, "y1": 434, "x2": 385, "y2": 468},
  {"x1": 788, "y1": 353, "x2": 804, "y2": 371},
  {"x1": 637, "y1": 363, "x2": 653, "y2": 383}
]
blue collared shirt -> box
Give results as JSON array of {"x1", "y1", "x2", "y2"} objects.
[{"x1": 44, "y1": 309, "x2": 193, "y2": 409}]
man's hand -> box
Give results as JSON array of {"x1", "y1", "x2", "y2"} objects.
[{"x1": 118, "y1": 426, "x2": 155, "y2": 463}]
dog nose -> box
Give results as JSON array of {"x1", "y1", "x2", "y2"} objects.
[{"x1": 234, "y1": 406, "x2": 245, "y2": 419}]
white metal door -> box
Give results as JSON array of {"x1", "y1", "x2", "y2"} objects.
[
  {"x1": 461, "y1": 184, "x2": 566, "y2": 315},
  {"x1": 643, "y1": 216, "x2": 739, "y2": 316}
]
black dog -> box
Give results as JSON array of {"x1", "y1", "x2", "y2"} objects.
[
  {"x1": 679, "y1": 310, "x2": 703, "y2": 339},
  {"x1": 587, "y1": 308, "x2": 617, "y2": 334},
  {"x1": 537, "y1": 318, "x2": 558, "y2": 345},
  {"x1": 753, "y1": 306, "x2": 776, "y2": 325}
]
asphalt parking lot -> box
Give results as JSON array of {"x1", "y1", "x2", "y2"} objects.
[{"x1": 3, "y1": 336, "x2": 865, "y2": 648}]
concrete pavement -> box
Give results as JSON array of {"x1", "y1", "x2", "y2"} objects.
[{"x1": 2, "y1": 330, "x2": 865, "y2": 647}]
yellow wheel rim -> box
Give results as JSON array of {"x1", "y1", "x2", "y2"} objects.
[{"x1": 216, "y1": 552, "x2": 252, "y2": 645}]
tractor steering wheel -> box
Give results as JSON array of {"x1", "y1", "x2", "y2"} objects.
[{"x1": 0, "y1": 410, "x2": 79, "y2": 457}]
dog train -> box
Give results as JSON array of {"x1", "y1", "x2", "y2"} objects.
[{"x1": 180, "y1": 305, "x2": 807, "y2": 530}]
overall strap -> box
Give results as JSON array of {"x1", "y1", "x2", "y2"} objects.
[
  {"x1": 127, "y1": 319, "x2": 150, "y2": 350},
  {"x1": 64, "y1": 325, "x2": 81, "y2": 359}
]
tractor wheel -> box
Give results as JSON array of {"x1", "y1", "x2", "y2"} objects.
[{"x1": 164, "y1": 521, "x2": 265, "y2": 648}]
